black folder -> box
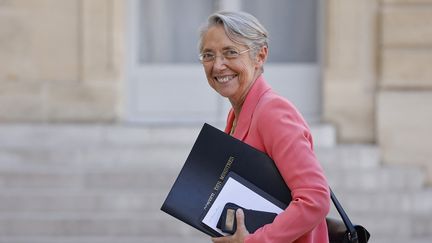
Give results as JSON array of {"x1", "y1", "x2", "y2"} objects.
[{"x1": 160, "y1": 123, "x2": 292, "y2": 237}]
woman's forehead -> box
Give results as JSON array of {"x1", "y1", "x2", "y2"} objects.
[{"x1": 202, "y1": 26, "x2": 244, "y2": 51}]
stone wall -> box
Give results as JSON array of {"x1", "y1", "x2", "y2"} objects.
[
  {"x1": 324, "y1": 0, "x2": 432, "y2": 183},
  {"x1": 323, "y1": 0, "x2": 378, "y2": 143},
  {"x1": 377, "y1": 0, "x2": 432, "y2": 183},
  {"x1": 0, "y1": 0, "x2": 124, "y2": 122}
]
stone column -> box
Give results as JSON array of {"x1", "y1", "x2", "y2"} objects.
[
  {"x1": 323, "y1": 0, "x2": 379, "y2": 143},
  {"x1": 377, "y1": 0, "x2": 432, "y2": 183},
  {"x1": 0, "y1": 0, "x2": 125, "y2": 122}
]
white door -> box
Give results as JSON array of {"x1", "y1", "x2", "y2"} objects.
[{"x1": 126, "y1": 0, "x2": 322, "y2": 125}]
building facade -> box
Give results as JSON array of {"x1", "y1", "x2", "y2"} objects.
[{"x1": 0, "y1": 0, "x2": 431, "y2": 183}]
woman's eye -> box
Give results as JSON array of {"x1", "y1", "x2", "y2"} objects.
[
  {"x1": 200, "y1": 53, "x2": 215, "y2": 61},
  {"x1": 203, "y1": 53, "x2": 213, "y2": 58},
  {"x1": 225, "y1": 50, "x2": 239, "y2": 56}
]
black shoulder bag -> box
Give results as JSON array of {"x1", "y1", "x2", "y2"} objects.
[{"x1": 327, "y1": 189, "x2": 371, "y2": 243}]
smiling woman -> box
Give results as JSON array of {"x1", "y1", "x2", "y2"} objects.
[
  {"x1": 198, "y1": 13, "x2": 268, "y2": 118},
  {"x1": 198, "y1": 11, "x2": 330, "y2": 243},
  {"x1": 201, "y1": 25, "x2": 264, "y2": 117}
]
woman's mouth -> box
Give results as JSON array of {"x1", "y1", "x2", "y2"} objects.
[{"x1": 215, "y1": 75, "x2": 237, "y2": 83}]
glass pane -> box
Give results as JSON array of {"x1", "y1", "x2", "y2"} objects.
[
  {"x1": 243, "y1": 0, "x2": 318, "y2": 63},
  {"x1": 138, "y1": 0, "x2": 214, "y2": 63}
]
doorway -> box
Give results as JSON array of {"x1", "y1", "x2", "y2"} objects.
[{"x1": 126, "y1": 0, "x2": 323, "y2": 125}]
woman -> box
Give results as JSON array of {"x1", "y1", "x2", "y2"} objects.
[{"x1": 198, "y1": 11, "x2": 330, "y2": 243}]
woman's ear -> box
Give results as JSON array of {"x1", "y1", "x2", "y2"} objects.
[{"x1": 255, "y1": 46, "x2": 268, "y2": 67}]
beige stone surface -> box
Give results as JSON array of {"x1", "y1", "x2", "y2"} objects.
[
  {"x1": 0, "y1": 0, "x2": 80, "y2": 82},
  {"x1": 324, "y1": 79, "x2": 376, "y2": 143},
  {"x1": 112, "y1": 0, "x2": 126, "y2": 118},
  {"x1": 324, "y1": 0, "x2": 378, "y2": 142},
  {"x1": 380, "y1": 48, "x2": 432, "y2": 88},
  {"x1": 378, "y1": 91, "x2": 432, "y2": 174},
  {"x1": 79, "y1": 0, "x2": 125, "y2": 119},
  {"x1": 0, "y1": 0, "x2": 124, "y2": 122},
  {"x1": 0, "y1": 81, "x2": 46, "y2": 122},
  {"x1": 381, "y1": 6, "x2": 432, "y2": 47},
  {"x1": 378, "y1": 0, "x2": 432, "y2": 185},
  {"x1": 45, "y1": 82, "x2": 117, "y2": 122},
  {"x1": 82, "y1": 0, "x2": 117, "y2": 82},
  {"x1": 325, "y1": 0, "x2": 376, "y2": 79},
  {"x1": 428, "y1": 166, "x2": 432, "y2": 185}
]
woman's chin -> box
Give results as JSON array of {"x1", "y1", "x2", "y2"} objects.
[
  {"x1": 217, "y1": 91, "x2": 231, "y2": 98},
  {"x1": 215, "y1": 89, "x2": 234, "y2": 99}
]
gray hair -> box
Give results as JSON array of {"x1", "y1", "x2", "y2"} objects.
[{"x1": 198, "y1": 11, "x2": 269, "y2": 57}]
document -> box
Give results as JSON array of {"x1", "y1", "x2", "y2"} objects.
[{"x1": 201, "y1": 172, "x2": 284, "y2": 235}]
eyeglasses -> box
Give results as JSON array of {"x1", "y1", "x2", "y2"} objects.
[{"x1": 199, "y1": 48, "x2": 252, "y2": 63}]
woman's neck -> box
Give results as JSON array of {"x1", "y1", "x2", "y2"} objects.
[{"x1": 229, "y1": 72, "x2": 262, "y2": 132}]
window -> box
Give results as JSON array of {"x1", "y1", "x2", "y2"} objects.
[
  {"x1": 138, "y1": 0, "x2": 214, "y2": 63},
  {"x1": 243, "y1": 0, "x2": 318, "y2": 63}
]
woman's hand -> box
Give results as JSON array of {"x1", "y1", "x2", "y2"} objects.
[{"x1": 211, "y1": 209, "x2": 250, "y2": 243}]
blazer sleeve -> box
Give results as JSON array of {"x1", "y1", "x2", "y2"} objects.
[{"x1": 244, "y1": 96, "x2": 330, "y2": 243}]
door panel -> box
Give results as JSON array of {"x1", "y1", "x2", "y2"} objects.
[{"x1": 127, "y1": 65, "x2": 228, "y2": 124}]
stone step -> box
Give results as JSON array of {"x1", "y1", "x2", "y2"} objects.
[
  {"x1": 327, "y1": 206, "x2": 432, "y2": 240},
  {"x1": 315, "y1": 144, "x2": 380, "y2": 169},
  {"x1": 345, "y1": 212, "x2": 432, "y2": 239},
  {"x1": 0, "y1": 236, "x2": 430, "y2": 243},
  {"x1": 1, "y1": 124, "x2": 431, "y2": 240},
  {"x1": 325, "y1": 164, "x2": 425, "y2": 192},
  {"x1": 0, "y1": 236, "x2": 210, "y2": 243},
  {"x1": 0, "y1": 124, "x2": 338, "y2": 168},
  {"x1": 0, "y1": 210, "x2": 430, "y2": 239},
  {"x1": 0, "y1": 125, "x2": 201, "y2": 148},
  {"x1": 0, "y1": 168, "x2": 178, "y2": 190},
  {"x1": 0, "y1": 145, "x2": 191, "y2": 168},
  {"x1": 326, "y1": 189, "x2": 432, "y2": 239},
  {"x1": 0, "y1": 189, "x2": 165, "y2": 213},
  {"x1": 0, "y1": 123, "x2": 336, "y2": 149},
  {"x1": 0, "y1": 189, "x2": 428, "y2": 240},
  {"x1": 1, "y1": 188, "x2": 432, "y2": 216},
  {"x1": 330, "y1": 189, "x2": 432, "y2": 215},
  {"x1": 372, "y1": 238, "x2": 432, "y2": 243},
  {"x1": 0, "y1": 163, "x2": 422, "y2": 192},
  {"x1": 0, "y1": 143, "x2": 380, "y2": 171},
  {"x1": 0, "y1": 211, "x2": 203, "y2": 237}
]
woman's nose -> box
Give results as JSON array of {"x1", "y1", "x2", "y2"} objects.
[{"x1": 212, "y1": 55, "x2": 227, "y2": 70}]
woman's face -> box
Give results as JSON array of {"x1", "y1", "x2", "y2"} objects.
[{"x1": 200, "y1": 25, "x2": 266, "y2": 106}]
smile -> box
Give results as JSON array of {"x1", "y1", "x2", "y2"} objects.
[{"x1": 215, "y1": 75, "x2": 237, "y2": 83}]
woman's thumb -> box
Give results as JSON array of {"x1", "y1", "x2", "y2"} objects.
[{"x1": 236, "y1": 209, "x2": 248, "y2": 232}]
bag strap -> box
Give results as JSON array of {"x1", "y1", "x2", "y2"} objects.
[{"x1": 330, "y1": 188, "x2": 358, "y2": 242}]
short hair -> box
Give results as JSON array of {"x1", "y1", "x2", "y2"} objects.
[{"x1": 198, "y1": 11, "x2": 269, "y2": 57}]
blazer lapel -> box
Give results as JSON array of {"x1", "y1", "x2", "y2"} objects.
[{"x1": 228, "y1": 75, "x2": 271, "y2": 141}]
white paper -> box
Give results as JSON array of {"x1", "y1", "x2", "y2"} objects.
[{"x1": 201, "y1": 176, "x2": 284, "y2": 235}]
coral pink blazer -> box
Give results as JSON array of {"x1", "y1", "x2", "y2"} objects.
[{"x1": 224, "y1": 75, "x2": 330, "y2": 243}]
